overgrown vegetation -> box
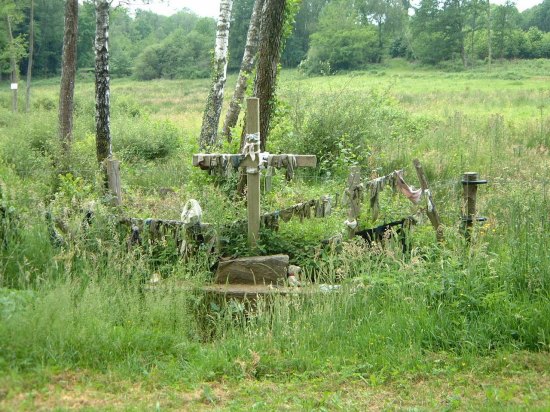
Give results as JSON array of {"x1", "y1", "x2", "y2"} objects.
[{"x1": 0, "y1": 60, "x2": 548, "y2": 409}]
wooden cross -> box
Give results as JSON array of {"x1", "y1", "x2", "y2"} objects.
[{"x1": 193, "y1": 98, "x2": 317, "y2": 248}]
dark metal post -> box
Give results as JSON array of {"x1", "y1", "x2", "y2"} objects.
[{"x1": 461, "y1": 172, "x2": 487, "y2": 241}]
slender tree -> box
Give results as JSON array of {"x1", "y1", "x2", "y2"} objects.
[
  {"x1": 282, "y1": 0, "x2": 330, "y2": 67},
  {"x1": 199, "y1": 0, "x2": 233, "y2": 149},
  {"x1": 444, "y1": 0, "x2": 467, "y2": 67},
  {"x1": 58, "y1": 0, "x2": 78, "y2": 155},
  {"x1": 1, "y1": 1, "x2": 27, "y2": 107},
  {"x1": 487, "y1": 0, "x2": 493, "y2": 66},
  {"x1": 222, "y1": 0, "x2": 264, "y2": 142},
  {"x1": 6, "y1": 15, "x2": 18, "y2": 113},
  {"x1": 95, "y1": 0, "x2": 111, "y2": 163},
  {"x1": 358, "y1": 0, "x2": 405, "y2": 61},
  {"x1": 25, "y1": 0, "x2": 34, "y2": 113},
  {"x1": 467, "y1": 0, "x2": 484, "y2": 66}
]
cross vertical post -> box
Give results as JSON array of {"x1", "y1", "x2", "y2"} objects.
[{"x1": 246, "y1": 98, "x2": 261, "y2": 247}]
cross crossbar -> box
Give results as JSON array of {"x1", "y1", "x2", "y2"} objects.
[{"x1": 192, "y1": 154, "x2": 317, "y2": 169}]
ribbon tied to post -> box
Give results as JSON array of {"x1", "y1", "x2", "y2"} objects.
[{"x1": 242, "y1": 133, "x2": 260, "y2": 162}]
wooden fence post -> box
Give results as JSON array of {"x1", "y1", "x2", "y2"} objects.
[
  {"x1": 413, "y1": 159, "x2": 444, "y2": 242},
  {"x1": 246, "y1": 98, "x2": 260, "y2": 247},
  {"x1": 105, "y1": 158, "x2": 122, "y2": 206}
]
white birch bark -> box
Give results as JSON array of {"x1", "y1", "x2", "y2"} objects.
[
  {"x1": 222, "y1": 0, "x2": 264, "y2": 142},
  {"x1": 199, "y1": 0, "x2": 233, "y2": 150},
  {"x1": 95, "y1": 0, "x2": 111, "y2": 163}
]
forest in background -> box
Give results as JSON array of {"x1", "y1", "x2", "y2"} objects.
[{"x1": 2, "y1": 0, "x2": 550, "y2": 81}]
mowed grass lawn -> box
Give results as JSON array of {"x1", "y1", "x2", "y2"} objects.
[
  {"x1": 0, "y1": 59, "x2": 549, "y2": 410},
  {"x1": 1, "y1": 352, "x2": 549, "y2": 410}
]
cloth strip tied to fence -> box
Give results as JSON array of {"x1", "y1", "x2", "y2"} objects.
[{"x1": 365, "y1": 169, "x2": 422, "y2": 220}]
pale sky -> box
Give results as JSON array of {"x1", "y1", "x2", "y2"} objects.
[
  {"x1": 126, "y1": 1, "x2": 220, "y2": 18},
  {"x1": 127, "y1": 0, "x2": 543, "y2": 17}
]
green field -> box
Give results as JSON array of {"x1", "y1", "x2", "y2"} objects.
[{"x1": 0, "y1": 59, "x2": 549, "y2": 410}]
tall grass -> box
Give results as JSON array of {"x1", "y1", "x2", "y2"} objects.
[
  {"x1": 0, "y1": 188, "x2": 547, "y2": 382},
  {"x1": 0, "y1": 60, "x2": 548, "y2": 385}
]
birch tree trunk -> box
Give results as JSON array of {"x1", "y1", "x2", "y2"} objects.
[
  {"x1": 58, "y1": 0, "x2": 78, "y2": 155},
  {"x1": 222, "y1": 0, "x2": 264, "y2": 142},
  {"x1": 7, "y1": 16, "x2": 18, "y2": 113},
  {"x1": 198, "y1": 0, "x2": 233, "y2": 150},
  {"x1": 487, "y1": 0, "x2": 492, "y2": 68},
  {"x1": 95, "y1": 0, "x2": 111, "y2": 163},
  {"x1": 247, "y1": 0, "x2": 287, "y2": 152},
  {"x1": 25, "y1": 0, "x2": 34, "y2": 113}
]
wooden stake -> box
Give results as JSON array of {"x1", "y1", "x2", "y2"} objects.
[
  {"x1": 105, "y1": 159, "x2": 122, "y2": 206},
  {"x1": 413, "y1": 159, "x2": 444, "y2": 242},
  {"x1": 246, "y1": 98, "x2": 260, "y2": 247}
]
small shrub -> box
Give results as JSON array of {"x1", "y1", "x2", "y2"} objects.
[
  {"x1": 112, "y1": 117, "x2": 181, "y2": 161},
  {"x1": 32, "y1": 96, "x2": 57, "y2": 111},
  {"x1": 112, "y1": 96, "x2": 145, "y2": 118},
  {"x1": 24, "y1": 113, "x2": 59, "y2": 157},
  {"x1": 0, "y1": 107, "x2": 11, "y2": 127},
  {"x1": 74, "y1": 95, "x2": 96, "y2": 118}
]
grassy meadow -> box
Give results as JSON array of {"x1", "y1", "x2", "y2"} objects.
[{"x1": 0, "y1": 58, "x2": 549, "y2": 410}]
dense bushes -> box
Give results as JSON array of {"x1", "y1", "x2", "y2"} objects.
[
  {"x1": 461, "y1": 27, "x2": 550, "y2": 61},
  {"x1": 304, "y1": 26, "x2": 381, "y2": 74},
  {"x1": 134, "y1": 19, "x2": 215, "y2": 80},
  {"x1": 300, "y1": 0, "x2": 382, "y2": 75},
  {"x1": 0, "y1": 112, "x2": 58, "y2": 179},
  {"x1": 271, "y1": 90, "x2": 424, "y2": 175},
  {"x1": 0, "y1": 97, "x2": 180, "y2": 184}
]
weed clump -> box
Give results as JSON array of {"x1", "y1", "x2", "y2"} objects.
[{"x1": 113, "y1": 117, "x2": 181, "y2": 162}]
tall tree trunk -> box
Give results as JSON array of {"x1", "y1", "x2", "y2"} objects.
[
  {"x1": 470, "y1": 18, "x2": 476, "y2": 66},
  {"x1": 7, "y1": 16, "x2": 18, "y2": 113},
  {"x1": 95, "y1": 0, "x2": 111, "y2": 163},
  {"x1": 25, "y1": 0, "x2": 34, "y2": 113},
  {"x1": 377, "y1": 17, "x2": 383, "y2": 63},
  {"x1": 199, "y1": 0, "x2": 233, "y2": 150},
  {"x1": 487, "y1": 0, "x2": 492, "y2": 68},
  {"x1": 222, "y1": 0, "x2": 263, "y2": 142},
  {"x1": 253, "y1": 0, "x2": 287, "y2": 152},
  {"x1": 460, "y1": 21, "x2": 467, "y2": 68},
  {"x1": 458, "y1": 3, "x2": 467, "y2": 69},
  {"x1": 58, "y1": 0, "x2": 78, "y2": 156}
]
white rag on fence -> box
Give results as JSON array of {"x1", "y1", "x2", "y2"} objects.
[
  {"x1": 179, "y1": 199, "x2": 203, "y2": 256},
  {"x1": 181, "y1": 199, "x2": 202, "y2": 227}
]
